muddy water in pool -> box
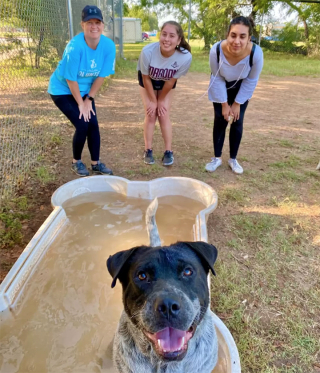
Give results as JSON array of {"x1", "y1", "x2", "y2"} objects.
[{"x1": 0, "y1": 193, "x2": 231, "y2": 373}]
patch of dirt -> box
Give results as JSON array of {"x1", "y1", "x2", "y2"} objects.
[
  {"x1": 1, "y1": 72, "x2": 319, "y2": 281},
  {"x1": 1, "y1": 72, "x2": 320, "y2": 371}
]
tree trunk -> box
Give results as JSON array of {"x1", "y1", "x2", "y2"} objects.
[
  {"x1": 204, "y1": 34, "x2": 211, "y2": 50},
  {"x1": 26, "y1": 32, "x2": 34, "y2": 68},
  {"x1": 302, "y1": 19, "x2": 309, "y2": 40},
  {"x1": 35, "y1": 28, "x2": 45, "y2": 69}
]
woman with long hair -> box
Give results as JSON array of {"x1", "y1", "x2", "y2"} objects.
[
  {"x1": 137, "y1": 21, "x2": 192, "y2": 166},
  {"x1": 206, "y1": 16, "x2": 263, "y2": 174}
]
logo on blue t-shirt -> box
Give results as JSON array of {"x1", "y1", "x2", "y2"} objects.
[{"x1": 48, "y1": 33, "x2": 116, "y2": 95}]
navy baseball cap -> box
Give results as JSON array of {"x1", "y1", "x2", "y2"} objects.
[{"x1": 82, "y1": 5, "x2": 104, "y2": 22}]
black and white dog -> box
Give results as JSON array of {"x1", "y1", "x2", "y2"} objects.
[{"x1": 107, "y1": 198, "x2": 218, "y2": 373}]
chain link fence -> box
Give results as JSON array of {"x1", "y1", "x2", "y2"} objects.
[{"x1": 0, "y1": 0, "x2": 122, "y2": 206}]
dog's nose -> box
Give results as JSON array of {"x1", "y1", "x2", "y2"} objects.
[{"x1": 155, "y1": 297, "x2": 180, "y2": 318}]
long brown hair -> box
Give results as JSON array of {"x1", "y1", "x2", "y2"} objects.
[{"x1": 161, "y1": 21, "x2": 191, "y2": 53}]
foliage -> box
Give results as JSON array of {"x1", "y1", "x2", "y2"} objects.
[
  {"x1": 261, "y1": 23, "x2": 308, "y2": 55},
  {"x1": 12, "y1": 0, "x2": 69, "y2": 68},
  {"x1": 273, "y1": 23, "x2": 304, "y2": 43},
  {"x1": 123, "y1": 4, "x2": 159, "y2": 31},
  {"x1": 137, "y1": 0, "x2": 320, "y2": 54},
  {"x1": 140, "y1": 0, "x2": 265, "y2": 50}
]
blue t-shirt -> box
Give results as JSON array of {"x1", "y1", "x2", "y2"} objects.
[{"x1": 48, "y1": 33, "x2": 116, "y2": 95}]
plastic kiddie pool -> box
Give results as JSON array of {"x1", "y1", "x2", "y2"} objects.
[{"x1": 0, "y1": 176, "x2": 241, "y2": 373}]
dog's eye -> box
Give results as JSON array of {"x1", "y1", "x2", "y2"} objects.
[
  {"x1": 183, "y1": 268, "x2": 193, "y2": 276},
  {"x1": 138, "y1": 272, "x2": 147, "y2": 281}
]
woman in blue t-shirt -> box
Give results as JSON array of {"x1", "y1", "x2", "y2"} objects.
[{"x1": 48, "y1": 5, "x2": 116, "y2": 176}]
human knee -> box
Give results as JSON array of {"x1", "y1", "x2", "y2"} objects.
[
  {"x1": 158, "y1": 113, "x2": 171, "y2": 126},
  {"x1": 145, "y1": 114, "x2": 157, "y2": 125}
]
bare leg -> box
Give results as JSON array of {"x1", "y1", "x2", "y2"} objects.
[
  {"x1": 139, "y1": 86, "x2": 158, "y2": 149},
  {"x1": 157, "y1": 89, "x2": 174, "y2": 151}
]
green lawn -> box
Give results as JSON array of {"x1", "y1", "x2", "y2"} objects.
[{"x1": 119, "y1": 38, "x2": 320, "y2": 77}]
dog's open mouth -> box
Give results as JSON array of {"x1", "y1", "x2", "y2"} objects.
[{"x1": 145, "y1": 326, "x2": 194, "y2": 359}]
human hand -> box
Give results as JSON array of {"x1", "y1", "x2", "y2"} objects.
[
  {"x1": 79, "y1": 98, "x2": 95, "y2": 122},
  {"x1": 230, "y1": 102, "x2": 240, "y2": 122},
  {"x1": 222, "y1": 103, "x2": 232, "y2": 122},
  {"x1": 146, "y1": 100, "x2": 157, "y2": 117},
  {"x1": 157, "y1": 99, "x2": 168, "y2": 117}
]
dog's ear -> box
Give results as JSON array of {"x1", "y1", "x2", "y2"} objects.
[
  {"x1": 181, "y1": 241, "x2": 218, "y2": 276},
  {"x1": 107, "y1": 246, "x2": 145, "y2": 288}
]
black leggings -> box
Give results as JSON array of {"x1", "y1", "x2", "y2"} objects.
[
  {"x1": 213, "y1": 80, "x2": 249, "y2": 159},
  {"x1": 50, "y1": 94, "x2": 100, "y2": 161}
]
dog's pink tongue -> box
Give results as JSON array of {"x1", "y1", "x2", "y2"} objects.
[{"x1": 155, "y1": 327, "x2": 187, "y2": 352}]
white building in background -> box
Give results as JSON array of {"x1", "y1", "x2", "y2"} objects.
[{"x1": 105, "y1": 17, "x2": 142, "y2": 44}]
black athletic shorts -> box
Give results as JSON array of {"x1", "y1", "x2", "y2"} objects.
[{"x1": 138, "y1": 70, "x2": 177, "y2": 90}]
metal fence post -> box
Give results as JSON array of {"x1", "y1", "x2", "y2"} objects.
[
  {"x1": 112, "y1": 0, "x2": 115, "y2": 45},
  {"x1": 259, "y1": 11, "x2": 264, "y2": 46},
  {"x1": 67, "y1": 0, "x2": 74, "y2": 39},
  {"x1": 187, "y1": 0, "x2": 192, "y2": 43},
  {"x1": 119, "y1": 0, "x2": 124, "y2": 58}
]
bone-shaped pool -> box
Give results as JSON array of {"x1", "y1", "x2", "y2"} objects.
[{"x1": 0, "y1": 176, "x2": 240, "y2": 373}]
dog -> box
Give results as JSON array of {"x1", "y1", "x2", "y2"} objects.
[{"x1": 107, "y1": 198, "x2": 219, "y2": 373}]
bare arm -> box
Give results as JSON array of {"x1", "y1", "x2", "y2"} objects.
[
  {"x1": 142, "y1": 74, "x2": 158, "y2": 116},
  {"x1": 88, "y1": 76, "x2": 105, "y2": 98},
  {"x1": 67, "y1": 77, "x2": 105, "y2": 122},
  {"x1": 66, "y1": 80, "x2": 83, "y2": 106},
  {"x1": 66, "y1": 80, "x2": 92, "y2": 122},
  {"x1": 157, "y1": 78, "x2": 177, "y2": 117},
  {"x1": 158, "y1": 79, "x2": 176, "y2": 101}
]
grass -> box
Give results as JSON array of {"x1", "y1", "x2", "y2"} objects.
[
  {"x1": 219, "y1": 187, "x2": 248, "y2": 205},
  {"x1": 0, "y1": 197, "x2": 29, "y2": 249},
  {"x1": 120, "y1": 38, "x2": 320, "y2": 78},
  {"x1": 211, "y1": 209, "x2": 319, "y2": 372},
  {"x1": 50, "y1": 133, "x2": 62, "y2": 146},
  {"x1": 36, "y1": 166, "x2": 55, "y2": 184},
  {"x1": 269, "y1": 155, "x2": 302, "y2": 169}
]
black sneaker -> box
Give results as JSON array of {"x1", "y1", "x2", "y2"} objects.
[
  {"x1": 71, "y1": 160, "x2": 90, "y2": 177},
  {"x1": 91, "y1": 161, "x2": 113, "y2": 175},
  {"x1": 162, "y1": 150, "x2": 174, "y2": 166},
  {"x1": 144, "y1": 149, "x2": 155, "y2": 165}
]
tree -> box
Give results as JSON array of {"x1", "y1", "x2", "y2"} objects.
[
  {"x1": 14, "y1": 0, "x2": 69, "y2": 68},
  {"x1": 124, "y1": 4, "x2": 159, "y2": 31},
  {"x1": 141, "y1": 0, "x2": 239, "y2": 49},
  {"x1": 269, "y1": 1, "x2": 320, "y2": 52}
]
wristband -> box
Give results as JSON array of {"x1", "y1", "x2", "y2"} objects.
[{"x1": 84, "y1": 94, "x2": 94, "y2": 101}]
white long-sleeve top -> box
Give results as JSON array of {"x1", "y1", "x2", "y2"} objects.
[{"x1": 208, "y1": 41, "x2": 264, "y2": 104}]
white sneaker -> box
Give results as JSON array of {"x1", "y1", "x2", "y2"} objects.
[
  {"x1": 205, "y1": 157, "x2": 222, "y2": 172},
  {"x1": 228, "y1": 159, "x2": 243, "y2": 174}
]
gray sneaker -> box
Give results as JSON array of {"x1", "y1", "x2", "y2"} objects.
[
  {"x1": 71, "y1": 160, "x2": 90, "y2": 177},
  {"x1": 228, "y1": 158, "x2": 243, "y2": 174},
  {"x1": 162, "y1": 150, "x2": 174, "y2": 166},
  {"x1": 91, "y1": 161, "x2": 113, "y2": 175},
  {"x1": 144, "y1": 149, "x2": 155, "y2": 165},
  {"x1": 205, "y1": 157, "x2": 222, "y2": 172}
]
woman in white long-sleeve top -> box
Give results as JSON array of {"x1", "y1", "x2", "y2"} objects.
[{"x1": 205, "y1": 16, "x2": 263, "y2": 174}]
